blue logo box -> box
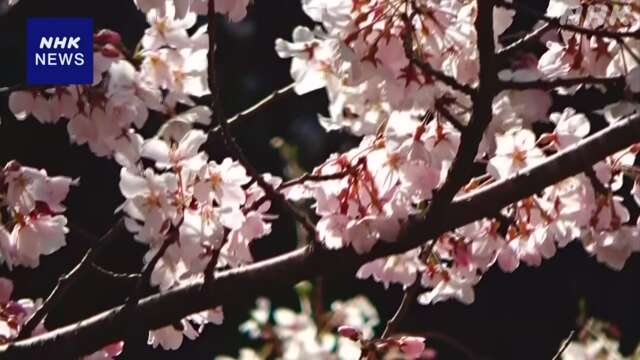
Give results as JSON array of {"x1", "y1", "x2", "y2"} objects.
[{"x1": 26, "y1": 18, "x2": 94, "y2": 85}]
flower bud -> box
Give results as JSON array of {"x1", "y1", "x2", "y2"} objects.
[
  {"x1": 4, "y1": 301, "x2": 26, "y2": 316},
  {"x1": 4, "y1": 160, "x2": 21, "y2": 173},
  {"x1": 338, "y1": 325, "x2": 361, "y2": 341},
  {"x1": 101, "y1": 44, "x2": 122, "y2": 58},
  {"x1": 398, "y1": 336, "x2": 426, "y2": 359},
  {"x1": 94, "y1": 29, "x2": 122, "y2": 46},
  {"x1": 0, "y1": 278, "x2": 13, "y2": 304}
]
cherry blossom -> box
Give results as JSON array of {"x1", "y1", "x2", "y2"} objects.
[
  {"x1": 148, "y1": 307, "x2": 223, "y2": 350},
  {"x1": 549, "y1": 107, "x2": 590, "y2": 149},
  {"x1": 0, "y1": 278, "x2": 42, "y2": 342},
  {"x1": 235, "y1": 295, "x2": 377, "y2": 359},
  {"x1": 141, "y1": 129, "x2": 208, "y2": 169},
  {"x1": 398, "y1": 336, "x2": 426, "y2": 359},
  {"x1": 0, "y1": 162, "x2": 74, "y2": 268},
  {"x1": 488, "y1": 129, "x2": 545, "y2": 180},
  {"x1": 276, "y1": 27, "x2": 336, "y2": 95},
  {"x1": 193, "y1": 158, "x2": 250, "y2": 207},
  {"x1": 119, "y1": 167, "x2": 179, "y2": 243}
]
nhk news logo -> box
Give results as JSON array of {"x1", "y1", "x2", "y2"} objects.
[
  {"x1": 559, "y1": 3, "x2": 634, "y2": 28},
  {"x1": 26, "y1": 18, "x2": 93, "y2": 85}
]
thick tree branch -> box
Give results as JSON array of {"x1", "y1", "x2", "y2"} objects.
[
  {"x1": 379, "y1": 0, "x2": 498, "y2": 342},
  {"x1": 2, "y1": 113, "x2": 640, "y2": 359}
]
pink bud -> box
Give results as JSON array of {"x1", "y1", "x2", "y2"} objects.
[
  {"x1": 100, "y1": 44, "x2": 122, "y2": 58},
  {"x1": 399, "y1": 336, "x2": 426, "y2": 359},
  {"x1": 3, "y1": 160, "x2": 21, "y2": 172},
  {"x1": 4, "y1": 302, "x2": 26, "y2": 317},
  {"x1": 338, "y1": 325, "x2": 361, "y2": 341},
  {"x1": 94, "y1": 29, "x2": 122, "y2": 46},
  {"x1": 0, "y1": 278, "x2": 13, "y2": 304},
  {"x1": 607, "y1": 324, "x2": 622, "y2": 339},
  {"x1": 103, "y1": 341, "x2": 124, "y2": 357}
]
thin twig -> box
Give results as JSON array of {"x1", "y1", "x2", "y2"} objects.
[
  {"x1": 0, "y1": 84, "x2": 53, "y2": 94},
  {"x1": 551, "y1": 330, "x2": 576, "y2": 360},
  {"x1": 585, "y1": 167, "x2": 608, "y2": 194},
  {"x1": 17, "y1": 220, "x2": 127, "y2": 339},
  {"x1": 279, "y1": 170, "x2": 353, "y2": 190},
  {"x1": 206, "y1": 1, "x2": 317, "y2": 238},
  {"x1": 410, "y1": 58, "x2": 476, "y2": 96},
  {"x1": 91, "y1": 264, "x2": 141, "y2": 283},
  {"x1": 400, "y1": 13, "x2": 475, "y2": 96},
  {"x1": 380, "y1": 283, "x2": 420, "y2": 339},
  {"x1": 380, "y1": 242, "x2": 435, "y2": 339},
  {"x1": 500, "y1": 76, "x2": 626, "y2": 91},
  {"x1": 434, "y1": 100, "x2": 466, "y2": 132},
  {"x1": 125, "y1": 234, "x2": 176, "y2": 308},
  {"x1": 211, "y1": 83, "x2": 297, "y2": 135},
  {"x1": 498, "y1": 23, "x2": 551, "y2": 57}
]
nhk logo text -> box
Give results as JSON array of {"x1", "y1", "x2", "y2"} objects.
[
  {"x1": 27, "y1": 18, "x2": 93, "y2": 85},
  {"x1": 35, "y1": 36, "x2": 86, "y2": 66}
]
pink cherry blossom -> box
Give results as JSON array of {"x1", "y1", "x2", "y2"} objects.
[
  {"x1": 193, "y1": 158, "x2": 250, "y2": 207},
  {"x1": 10, "y1": 214, "x2": 68, "y2": 268},
  {"x1": 398, "y1": 336, "x2": 426, "y2": 359},
  {"x1": 488, "y1": 129, "x2": 545, "y2": 179},
  {"x1": 549, "y1": 107, "x2": 590, "y2": 149},
  {"x1": 141, "y1": 129, "x2": 208, "y2": 169}
]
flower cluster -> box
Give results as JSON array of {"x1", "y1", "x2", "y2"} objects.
[
  {"x1": 561, "y1": 317, "x2": 637, "y2": 360},
  {"x1": 119, "y1": 125, "x2": 280, "y2": 347},
  {"x1": 275, "y1": 0, "x2": 640, "y2": 307},
  {"x1": 0, "y1": 161, "x2": 74, "y2": 268},
  {"x1": 7, "y1": 0, "x2": 218, "y2": 168},
  {"x1": 0, "y1": 278, "x2": 40, "y2": 342},
  {"x1": 224, "y1": 290, "x2": 432, "y2": 360},
  {"x1": 222, "y1": 294, "x2": 383, "y2": 360},
  {"x1": 276, "y1": 0, "x2": 517, "y2": 134},
  {"x1": 3, "y1": 0, "x2": 640, "y2": 356},
  {"x1": 134, "y1": 0, "x2": 250, "y2": 21}
]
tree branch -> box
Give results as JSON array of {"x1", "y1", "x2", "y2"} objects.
[
  {"x1": 2, "y1": 112, "x2": 640, "y2": 359},
  {"x1": 17, "y1": 220, "x2": 127, "y2": 339},
  {"x1": 434, "y1": 99, "x2": 466, "y2": 132},
  {"x1": 380, "y1": 242, "x2": 435, "y2": 339},
  {"x1": 498, "y1": 23, "x2": 551, "y2": 57},
  {"x1": 500, "y1": 76, "x2": 626, "y2": 91},
  {"x1": 409, "y1": 58, "x2": 476, "y2": 96},
  {"x1": 124, "y1": 234, "x2": 176, "y2": 308},
  {"x1": 401, "y1": 13, "x2": 475, "y2": 96},
  {"x1": 551, "y1": 330, "x2": 576, "y2": 360},
  {"x1": 206, "y1": 1, "x2": 317, "y2": 238},
  {"x1": 212, "y1": 83, "x2": 297, "y2": 135}
]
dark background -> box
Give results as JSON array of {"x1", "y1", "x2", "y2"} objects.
[{"x1": 0, "y1": 0, "x2": 639, "y2": 359}]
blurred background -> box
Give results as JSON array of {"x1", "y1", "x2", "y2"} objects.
[{"x1": 0, "y1": 0, "x2": 639, "y2": 358}]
